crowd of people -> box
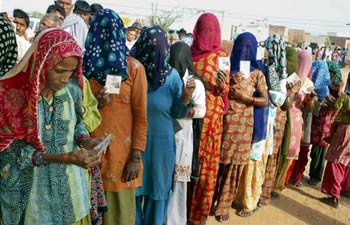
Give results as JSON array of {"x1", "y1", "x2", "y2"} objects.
[{"x1": 0, "y1": 0, "x2": 349, "y2": 225}]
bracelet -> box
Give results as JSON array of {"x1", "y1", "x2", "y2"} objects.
[
  {"x1": 32, "y1": 150, "x2": 49, "y2": 167},
  {"x1": 76, "y1": 135, "x2": 90, "y2": 148},
  {"x1": 251, "y1": 97, "x2": 256, "y2": 106}
]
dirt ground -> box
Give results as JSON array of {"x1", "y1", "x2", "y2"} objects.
[{"x1": 207, "y1": 66, "x2": 350, "y2": 225}]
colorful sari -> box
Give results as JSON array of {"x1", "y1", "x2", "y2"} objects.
[{"x1": 188, "y1": 13, "x2": 229, "y2": 225}]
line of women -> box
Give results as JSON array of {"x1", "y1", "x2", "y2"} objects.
[{"x1": 1, "y1": 8, "x2": 349, "y2": 225}]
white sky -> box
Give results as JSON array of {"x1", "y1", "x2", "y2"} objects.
[{"x1": 2, "y1": 0, "x2": 350, "y2": 39}]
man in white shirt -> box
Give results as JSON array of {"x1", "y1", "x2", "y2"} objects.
[
  {"x1": 56, "y1": 0, "x2": 88, "y2": 50},
  {"x1": 125, "y1": 27, "x2": 137, "y2": 50}
]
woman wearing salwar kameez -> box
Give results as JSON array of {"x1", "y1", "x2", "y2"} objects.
[
  {"x1": 187, "y1": 13, "x2": 229, "y2": 225},
  {"x1": 0, "y1": 29, "x2": 103, "y2": 225},
  {"x1": 132, "y1": 26, "x2": 195, "y2": 225}
]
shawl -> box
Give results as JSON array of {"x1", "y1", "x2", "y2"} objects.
[
  {"x1": 230, "y1": 32, "x2": 265, "y2": 74},
  {"x1": 327, "y1": 61, "x2": 342, "y2": 86},
  {"x1": 131, "y1": 25, "x2": 172, "y2": 90},
  {"x1": 311, "y1": 60, "x2": 330, "y2": 100},
  {"x1": 0, "y1": 17, "x2": 17, "y2": 77},
  {"x1": 83, "y1": 9, "x2": 128, "y2": 85},
  {"x1": 285, "y1": 46, "x2": 298, "y2": 75},
  {"x1": 297, "y1": 50, "x2": 312, "y2": 82},
  {"x1": 191, "y1": 13, "x2": 224, "y2": 61},
  {"x1": 264, "y1": 34, "x2": 288, "y2": 91},
  {"x1": 0, "y1": 28, "x2": 83, "y2": 152},
  {"x1": 169, "y1": 41, "x2": 197, "y2": 79}
]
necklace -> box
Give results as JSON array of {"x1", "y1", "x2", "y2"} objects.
[{"x1": 41, "y1": 94, "x2": 55, "y2": 130}]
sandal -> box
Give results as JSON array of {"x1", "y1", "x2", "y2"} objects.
[
  {"x1": 237, "y1": 207, "x2": 259, "y2": 217},
  {"x1": 320, "y1": 196, "x2": 339, "y2": 208},
  {"x1": 308, "y1": 178, "x2": 319, "y2": 186},
  {"x1": 295, "y1": 182, "x2": 303, "y2": 188},
  {"x1": 271, "y1": 191, "x2": 280, "y2": 200},
  {"x1": 215, "y1": 214, "x2": 229, "y2": 223}
]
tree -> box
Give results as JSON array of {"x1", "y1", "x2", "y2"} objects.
[{"x1": 148, "y1": 4, "x2": 183, "y2": 32}]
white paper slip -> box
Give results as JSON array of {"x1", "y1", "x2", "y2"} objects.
[
  {"x1": 94, "y1": 133, "x2": 112, "y2": 154},
  {"x1": 286, "y1": 72, "x2": 301, "y2": 85},
  {"x1": 105, "y1": 74, "x2": 122, "y2": 94},
  {"x1": 182, "y1": 69, "x2": 193, "y2": 87},
  {"x1": 256, "y1": 46, "x2": 265, "y2": 60},
  {"x1": 300, "y1": 77, "x2": 314, "y2": 94},
  {"x1": 218, "y1": 57, "x2": 230, "y2": 70},
  {"x1": 240, "y1": 60, "x2": 251, "y2": 79}
]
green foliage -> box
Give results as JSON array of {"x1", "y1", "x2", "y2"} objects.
[{"x1": 29, "y1": 11, "x2": 44, "y2": 19}]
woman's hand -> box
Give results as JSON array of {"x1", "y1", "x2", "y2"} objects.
[
  {"x1": 230, "y1": 86, "x2": 252, "y2": 104},
  {"x1": 217, "y1": 70, "x2": 227, "y2": 90},
  {"x1": 69, "y1": 148, "x2": 102, "y2": 169},
  {"x1": 231, "y1": 72, "x2": 244, "y2": 84},
  {"x1": 95, "y1": 87, "x2": 110, "y2": 108},
  {"x1": 182, "y1": 76, "x2": 196, "y2": 104},
  {"x1": 122, "y1": 149, "x2": 142, "y2": 183},
  {"x1": 80, "y1": 137, "x2": 104, "y2": 151}
]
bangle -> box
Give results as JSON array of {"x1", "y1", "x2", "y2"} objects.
[
  {"x1": 251, "y1": 97, "x2": 256, "y2": 106},
  {"x1": 32, "y1": 150, "x2": 49, "y2": 167},
  {"x1": 76, "y1": 135, "x2": 90, "y2": 148}
]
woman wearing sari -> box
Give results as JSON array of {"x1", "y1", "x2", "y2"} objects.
[
  {"x1": 0, "y1": 17, "x2": 17, "y2": 77},
  {"x1": 83, "y1": 9, "x2": 148, "y2": 225},
  {"x1": 132, "y1": 26, "x2": 194, "y2": 225},
  {"x1": 187, "y1": 13, "x2": 229, "y2": 225},
  {"x1": 213, "y1": 32, "x2": 268, "y2": 221},
  {"x1": 0, "y1": 28, "x2": 103, "y2": 225}
]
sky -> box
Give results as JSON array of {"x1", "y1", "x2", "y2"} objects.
[{"x1": 2, "y1": 0, "x2": 350, "y2": 39}]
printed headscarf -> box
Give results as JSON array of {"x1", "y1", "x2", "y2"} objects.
[
  {"x1": 285, "y1": 46, "x2": 298, "y2": 75},
  {"x1": 191, "y1": 13, "x2": 224, "y2": 61},
  {"x1": 0, "y1": 17, "x2": 17, "y2": 77},
  {"x1": 264, "y1": 34, "x2": 287, "y2": 91},
  {"x1": 0, "y1": 28, "x2": 83, "y2": 152},
  {"x1": 169, "y1": 41, "x2": 197, "y2": 79},
  {"x1": 132, "y1": 25, "x2": 172, "y2": 90},
  {"x1": 311, "y1": 60, "x2": 330, "y2": 100},
  {"x1": 297, "y1": 50, "x2": 312, "y2": 82},
  {"x1": 83, "y1": 9, "x2": 128, "y2": 85},
  {"x1": 230, "y1": 32, "x2": 265, "y2": 74},
  {"x1": 327, "y1": 61, "x2": 342, "y2": 86}
]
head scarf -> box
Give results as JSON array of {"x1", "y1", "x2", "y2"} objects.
[
  {"x1": 0, "y1": 28, "x2": 83, "y2": 152},
  {"x1": 264, "y1": 34, "x2": 287, "y2": 91},
  {"x1": 131, "y1": 25, "x2": 172, "y2": 90},
  {"x1": 83, "y1": 9, "x2": 128, "y2": 85},
  {"x1": 285, "y1": 46, "x2": 298, "y2": 75},
  {"x1": 327, "y1": 61, "x2": 342, "y2": 86},
  {"x1": 230, "y1": 32, "x2": 265, "y2": 75},
  {"x1": 169, "y1": 41, "x2": 197, "y2": 79},
  {"x1": 297, "y1": 50, "x2": 312, "y2": 82},
  {"x1": 0, "y1": 17, "x2": 17, "y2": 77},
  {"x1": 191, "y1": 13, "x2": 223, "y2": 61},
  {"x1": 311, "y1": 60, "x2": 330, "y2": 100}
]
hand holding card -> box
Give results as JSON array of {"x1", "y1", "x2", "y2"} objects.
[
  {"x1": 218, "y1": 57, "x2": 230, "y2": 71},
  {"x1": 240, "y1": 60, "x2": 251, "y2": 79},
  {"x1": 93, "y1": 133, "x2": 112, "y2": 154}
]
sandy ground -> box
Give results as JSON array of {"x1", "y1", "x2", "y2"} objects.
[{"x1": 206, "y1": 66, "x2": 350, "y2": 225}]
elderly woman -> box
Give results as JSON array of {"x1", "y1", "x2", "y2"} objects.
[{"x1": 0, "y1": 29, "x2": 103, "y2": 225}]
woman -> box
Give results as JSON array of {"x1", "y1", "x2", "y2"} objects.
[
  {"x1": 165, "y1": 42, "x2": 206, "y2": 225},
  {"x1": 0, "y1": 29, "x2": 103, "y2": 225},
  {"x1": 320, "y1": 79, "x2": 350, "y2": 208},
  {"x1": 214, "y1": 32, "x2": 269, "y2": 220},
  {"x1": 132, "y1": 26, "x2": 194, "y2": 225},
  {"x1": 0, "y1": 17, "x2": 17, "y2": 77},
  {"x1": 187, "y1": 13, "x2": 229, "y2": 225},
  {"x1": 83, "y1": 9, "x2": 148, "y2": 225},
  {"x1": 273, "y1": 50, "x2": 314, "y2": 191}
]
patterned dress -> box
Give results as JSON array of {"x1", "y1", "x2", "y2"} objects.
[{"x1": 188, "y1": 50, "x2": 229, "y2": 224}]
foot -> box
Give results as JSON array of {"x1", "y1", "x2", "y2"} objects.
[
  {"x1": 308, "y1": 178, "x2": 320, "y2": 185},
  {"x1": 271, "y1": 191, "x2": 280, "y2": 200},
  {"x1": 215, "y1": 214, "x2": 229, "y2": 223},
  {"x1": 237, "y1": 207, "x2": 259, "y2": 217},
  {"x1": 320, "y1": 196, "x2": 339, "y2": 208},
  {"x1": 295, "y1": 182, "x2": 303, "y2": 188}
]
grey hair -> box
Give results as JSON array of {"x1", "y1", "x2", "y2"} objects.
[{"x1": 41, "y1": 13, "x2": 63, "y2": 28}]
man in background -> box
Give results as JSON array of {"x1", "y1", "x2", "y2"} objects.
[{"x1": 13, "y1": 9, "x2": 31, "y2": 61}]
